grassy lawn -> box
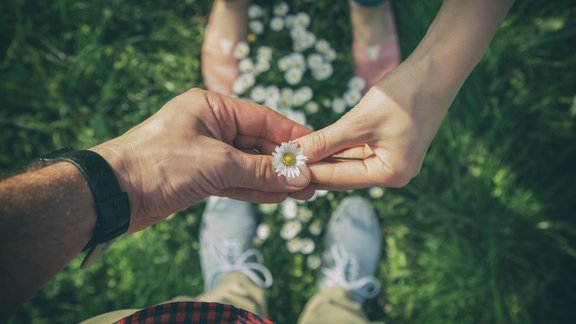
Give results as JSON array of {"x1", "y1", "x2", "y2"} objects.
[{"x1": 1, "y1": 0, "x2": 575, "y2": 323}]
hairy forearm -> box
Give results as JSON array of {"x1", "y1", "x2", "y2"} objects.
[{"x1": 0, "y1": 163, "x2": 96, "y2": 321}]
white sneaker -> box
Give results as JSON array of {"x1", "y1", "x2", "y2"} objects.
[
  {"x1": 319, "y1": 197, "x2": 382, "y2": 304},
  {"x1": 200, "y1": 197, "x2": 273, "y2": 292}
]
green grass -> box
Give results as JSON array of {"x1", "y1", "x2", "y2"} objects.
[{"x1": 1, "y1": 0, "x2": 575, "y2": 323}]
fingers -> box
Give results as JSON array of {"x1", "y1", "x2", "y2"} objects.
[
  {"x1": 294, "y1": 115, "x2": 368, "y2": 163},
  {"x1": 216, "y1": 188, "x2": 288, "y2": 204},
  {"x1": 234, "y1": 135, "x2": 279, "y2": 155},
  {"x1": 222, "y1": 148, "x2": 311, "y2": 192},
  {"x1": 214, "y1": 93, "x2": 312, "y2": 142},
  {"x1": 307, "y1": 156, "x2": 411, "y2": 189}
]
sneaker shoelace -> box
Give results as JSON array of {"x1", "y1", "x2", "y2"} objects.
[
  {"x1": 205, "y1": 239, "x2": 273, "y2": 291},
  {"x1": 321, "y1": 245, "x2": 381, "y2": 300}
]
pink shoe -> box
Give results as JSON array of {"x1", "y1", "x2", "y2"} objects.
[
  {"x1": 201, "y1": 27, "x2": 240, "y2": 96},
  {"x1": 353, "y1": 0, "x2": 400, "y2": 92}
]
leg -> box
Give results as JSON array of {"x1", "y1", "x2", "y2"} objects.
[
  {"x1": 201, "y1": 0, "x2": 251, "y2": 95},
  {"x1": 350, "y1": 0, "x2": 401, "y2": 91},
  {"x1": 298, "y1": 197, "x2": 382, "y2": 324},
  {"x1": 198, "y1": 197, "x2": 272, "y2": 317}
]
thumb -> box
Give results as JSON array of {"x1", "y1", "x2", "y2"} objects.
[
  {"x1": 224, "y1": 148, "x2": 311, "y2": 192},
  {"x1": 294, "y1": 114, "x2": 365, "y2": 162}
]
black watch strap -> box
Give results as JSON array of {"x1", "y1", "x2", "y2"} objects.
[{"x1": 31, "y1": 148, "x2": 131, "y2": 268}]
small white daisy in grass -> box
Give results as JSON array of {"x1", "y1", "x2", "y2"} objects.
[
  {"x1": 272, "y1": 141, "x2": 308, "y2": 178},
  {"x1": 233, "y1": 42, "x2": 250, "y2": 59},
  {"x1": 256, "y1": 223, "x2": 271, "y2": 241},
  {"x1": 270, "y1": 17, "x2": 285, "y2": 31},
  {"x1": 308, "y1": 219, "x2": 322, "y2": 236},
  {"x1": 281, "y1": 220, "x2": 302, "y2": 240},
  {"x1": 258, "y1": 203, "x2": 278, "y2": 214},
  {"x1": 248, "y1": 4, "x2": 263, "y2": 19},
  {"x1": 306, "y1": 255, "x2": 321, "y2": 270},
  {"x1": 300, "y1": 238, "x2": 315, "y2": 254},
  {"x1": 281, "y1": 198, "x2": 298, "y2": 220},
  {"x1": 369, "y1": 186, "x2": 385, "y2": 199},
  {"x1": 287, "y1": 238, "x2": 302, "y2": 253}
]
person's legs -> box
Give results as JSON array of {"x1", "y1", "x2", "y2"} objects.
[
  {"x1": 349, "y1": 0, "x2": 400, "y2": 91},
  {"x1": 82, "y1": 197, "x2": 271, "y2": 323},
  {"x1": 197, "y1": 196, "x2": 272, "y2": 317},
  {"x1": 202, "y1": 0, "x2": 251, "y2": 95},
  {"x1": 298, "y1": 197, "x2": 382, "y2": 324}
]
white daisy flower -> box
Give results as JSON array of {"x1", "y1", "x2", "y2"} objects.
[
  {"x1": 307, "y1": 255, "x2": 321, "y2": 270},
  {"x1": 281, "y1": 87, "x2": 294, "y2": 100},
  {"x1": 250, "y1": 86, "x2": 266, "y2": 103},
  {"x1": 308, "y1": 219, "x2": 322, "y2": 236},
  {"x1": 285, "y1": 68, "x2": 303, "y2": 85},
  {"x1": 300, "y1": 238, "x2": 315, "y2": 254},
  {"x1": 239, "y1": 58, "x2": 254, "y2": 73},
  {"x1": 307, "y1": 53, "x2": 324, "y2": 70},
  {"x1": 257, "y1": 223, "x2": 271, "y2": 241},
  {"x1": 287, "y1": 238, "x2": 302, "y2": 253},
  {"x1": 274, "y1": 2, "x2": 289, "y2": 16},
  {"x1": 344, "y1": 90, "x2": 362, "y2": 107},
  {"x1": 248, "y1": 4, "x2": 264, "y2": 19},
  {"x1": 281, "y1": 198, "x2": 298, "y2": 220},
  {"x1": 369, "y1": 186, "x2": 384, "y2": 199},
  {"x1": 285, "y1": 109, "x2": 307, "y2": 125},
  {"x1": 295, "y1": 12, "x2": 311, "y2": 28},
  {"x1": 281, "y1": 220, "x2": 302, "y2": 240},
  {"x1": 292, "y1": 93, "x2": 306, "y2": 107},
  {"x1": 270, "y1": 17, "x2": 285, "y2": 31},
  {"x1": 258, "y1": 203, "x2": 278, "y2": 214},
  {"x1": 290, "y1": 26, "x2": 306, "y2": 41},
  {"x1": 297, "y1": 86, "x2": 313, "y2": 102},
  {"x1": 272, "y1": 141, "x2": 308, "y2": 178},
  {"x1": 304, "y1": 101, "x2": 319, "y2": 114},
  {"x1": 278, "y1": 56, "x2": 291, "y2": 71},
  {"x1": 265, "y1": 86, "x2": 280, "y2": 102},
  {"x1": 313, "y1": 63, "x2": 333, "y2": 80},
  {"x1": 325, "y1": 48, "x2": 337, "y2": 61},
  {"x1": 321, "y1": 99, "x2": 332, "y2": 108},
  {"x1": 301, "y1": 32, "x2": 316, "y2": 50},
  {"x1": 257, "y1": 46, "x2": 273, "y2": 61},
  {"x1": 315, "y1": 39, "x2": 330, "y2": 53},
  {"x1": 297, "y1": 206, "x2": 313, "y2": 223},
  {"x1": 348, "y1": 76, "x2": 366, "y2": 92},
  {"x1": 232, "y1": 73, "x2": 254, "y2": 94},
  {"x1": 249, "y1": 20, "x2": 264, "y2": 35},
  {"x1": 233, "y1": 42, "x2": 250, "y2": 59},
  {"x1": 254, "y1": 59, "x2": 271, "y2": 74},
  {"x1": 290, "y1": 53, "x2": 306, "y2": 71},
  {"x1": 278, "y1": 98, "x2": 292, "y2": 110},
  {"x1": 332, "y1": 98, "x2": 347, "y2": 114}
]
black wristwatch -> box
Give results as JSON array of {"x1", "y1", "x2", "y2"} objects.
[{"x1": 29, "y1": 148, "x2": 131, "y2": 268}]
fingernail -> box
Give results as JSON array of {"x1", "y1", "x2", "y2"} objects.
[{"x1": 284, "y1": 167, "x2": 310, "y2": 188}]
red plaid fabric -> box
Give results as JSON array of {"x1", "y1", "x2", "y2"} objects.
[{"x1": 115, "y1": 301, "x2": 273, "y2": 324}]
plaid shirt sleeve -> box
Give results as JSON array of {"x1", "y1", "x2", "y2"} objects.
[{"x1": 115, "y1": 301, "x2": 274, "y2": 324}]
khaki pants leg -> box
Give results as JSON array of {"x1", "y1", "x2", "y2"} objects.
[
  {"x1": 81, "y1": 272, "x2": 267, "y2": 323},
  {"x1": 298, "y1": 287, "x2": 381, "y2": 324}
]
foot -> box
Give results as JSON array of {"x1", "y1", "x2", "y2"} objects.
[
  {"x1": 200, "y1": 197, "x2": 272, "y2": 292},
  {"x1": 201, "y1": 0, "x2": 251, "y2": 95},
  {"x1": 350, "y1": 0, "x2": 400, "y2": 91},
  {"x1": 318, "y1": 196, "x2": 382, "y2": 305}
]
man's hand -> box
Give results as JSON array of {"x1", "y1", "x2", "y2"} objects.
[{"x1": 92, "y1": 88, "x2": 314, "y2": 232}]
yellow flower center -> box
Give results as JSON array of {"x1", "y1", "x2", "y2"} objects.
[{"x1": 282, "y1": 153, "x2": 296, "y2": 166}]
